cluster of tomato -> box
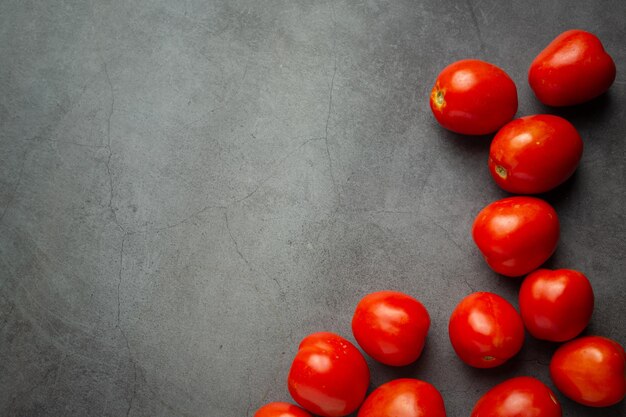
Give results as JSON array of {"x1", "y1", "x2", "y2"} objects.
[{"x1": 254, "y1": 30, "x2": 624, "y2": 417}]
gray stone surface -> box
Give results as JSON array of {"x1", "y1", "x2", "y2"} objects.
[{"x1": 1, "y1": 0, "x2": 625, "y2": 416}]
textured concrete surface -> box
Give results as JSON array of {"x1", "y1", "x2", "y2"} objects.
[{"x1": 1, "y1": 1, "x2": 625, "y2": 416}]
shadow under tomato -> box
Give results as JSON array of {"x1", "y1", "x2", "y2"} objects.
[{"x1": 535, "y1": 92, "x2": 614, "y2": 131}]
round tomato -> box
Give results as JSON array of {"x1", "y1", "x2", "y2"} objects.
[
  {"x1": 288, "y1": 332, "x2": 370, "y2": 417},
  {"x1": 529, "y1": 30, "x2": 616, "y2": 106},
  {"x1": 448, "y1": 292, "x2": 524, "y2": 368},
  {"x1": 357, "y1": 378, "x2": 446, "y2": 417},
  {"x1": 470, "y1": 376, "x2": 561, "y2": 417},
  {"x1": 550, "y1": 336, "x2": 625, "y2": 407},
  {"x1": 430, "y1": 59, "x2": 518, "y2": 135},
  {"x1": 255, "y1": 402, "x2": 312, "y2": 417},
  {"x1": 519, "y1": 269, "x2": 594, "y2": 342},
  {"x1": 351, "y1": 291, "x2": 430, "y2": 366},
  {"x1": 488, "y1": 115, "x2": 583, "y2": 194},
  {"x1": 472, "y1": 197, "x2": 560, "y2": 277}
]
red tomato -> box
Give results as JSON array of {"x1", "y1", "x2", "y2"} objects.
[
  {"x1": 448, "y1": 292, "x2": 524, "y2": 368},
  {"x1": 529, "y1": 30, "x2": 616, "y2": 106},
  {"x1": 470, "y1": 376, "x2": 562, "y2": 417},
  {"x1": 472, "y1": 197, "x2": 560, "y2": 277},
  {"x1": 255, "y1": 402, "x2": 313, "y2": 417},
  {"x1": 519, "y1": 269, "x2": 594, "y2": 342},
  {"x1": 430, "y1": 59, "x2": 518, "y2": 135},
  {"x1": 550, "y1": 336, "x2": 626, "y2": 407},
  {"x1": 351, "y1": 291, "x2": 430, "y2": 366},
  {"x1": 488, "y1": 115, "x2": 583, "y2": 194},
  {"x1": 357, "y1": 378, "x2": 446, "y2": 417},
  {"x1": 288, "y1": 332, "x2": 370, "y2": 417}
]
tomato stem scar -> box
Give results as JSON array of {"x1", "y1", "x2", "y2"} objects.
[
  {"x1": 495, "y1": 165, "x2": 507, "y2": 179},
  {"x1": 483, "y1": 356, "x2": 495, "y2": 361},
  {"x1": 431, "y1": 85, "x2": 446, "y2": 111}
]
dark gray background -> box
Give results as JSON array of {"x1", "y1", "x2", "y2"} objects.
[{"x1": 1, "y1": 1, "x2": 624, "y2": 416}]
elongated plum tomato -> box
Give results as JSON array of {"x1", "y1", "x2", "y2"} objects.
[
  {"x1": 254, "y1": 402, "x2": 313, "y2": 417},
  {"x1": 430, "y1": 59, "x2": 518, "y2": 135},
  {"x1": 448, "y1": 292, "x2": 524, "y2": 368},
  {"x1": 470, "y1": 376, "x2": 562, "y2": 417},
  {"x1": 489, "y1": 115, "x2": 583, "y2": 194},
  {"x1": 352, "y1": 291, "x2": 430, "y2": 366},
  {"x1": 529, "y1": 30, "x2": 616, "y2": 106},
  {"x1": 472, "y1": 197, "x2": 559, "y2": 277},
  {"x1": 357, "y1": 379, "x2": 446, "y2": 417},
  {"x1": 550, "y1": 336, "x2": 626, "y2": 407},
  {"x1": 288, "y1": 332, "x2": 369, "y2": 417},
  {"x1": 519, "y1": 269, "x2": 594, "y2": 342}
]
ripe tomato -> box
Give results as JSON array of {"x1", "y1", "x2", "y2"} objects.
[
  {"x1": 529, "y1": 30, "x2": 616, "y2": 106},
  {"x1": 430, "y1": 59, "x2": 518, "y2": 135},
  {"x1": 357, "y1": 378, "x2": 446, "y2": 417},
  {"x1": 488, "y1": 115, "x2": 583, "y2": 194},
  {"x1": 255, "y1": 402, "x2": 313, "y2": 417},
  {"x1": 288, "y1": 332, "x2": 370, "y2": 417},
  {"x1": 550, "y1": 336, "x2": 625, "y2": 407},
  {"x1": 448, "y1": 292, "x2": 524, "y2": 368},
  {"x1": 470, "y1": 376, "x2": 562, "y2": 417},
  {"x1": 472, "y1": 197, "x2": 559, "y2": 277},
  {"x1": 519, "y1": 269, "x2": 594, "y2": 342},
  {"x1": 351, "y1": 291, "x2": 430, "y2": 366}
]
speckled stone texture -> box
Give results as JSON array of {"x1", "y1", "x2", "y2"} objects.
[{"x1": 1, "y1": 1, "x2": 625, "y2": 416}]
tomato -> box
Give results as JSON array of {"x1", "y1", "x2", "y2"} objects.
[
  {"x1": 488, "y1": 115, "x2": 583, "y2": 194},
  {"x1": 287, "y1": 332, "x2": 370, "y2": 417},
  {"x1": 357, "y1": 378, "x2": 446, "y2": 417},
  {"x1": 470, "y1": 376, "x2": 562, "y2": 417},
  {"x1": 448, "y1": 292, "x2": 524, "y2": 368},
  {"x1": 529, "y1": 30, "x2": 616, "y2": 106},
  {"x1": 351, "y1": 291, "x2": 430, "y2": 366},
  {"x1": 550, "y1": 336, "x2": 626, "y2": 407},
  {"x1": 472, "y1": 197, "x2": 560, "y2": 277},
  {"x1": 519, "y1": 269, "x2": 594, "y2": 342},
  {"x1": 430, "y1": 59, "x2": 518, "y2": 135},
  {"x1": 254, "y1": 402, "x2": 313, "y2": 417}
]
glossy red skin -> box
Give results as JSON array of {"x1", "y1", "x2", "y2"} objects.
[
  {"x1": 550, "y1": 336, "x2": 626, "y2": 407},
  {"x1": 470, "y1": 376, "x2": 562, "y2": 417},
  {"x1": 430, "y1": 59, "x2": 518, "y2": 135},
  {"x1": 357, "y1": 378, "x2": 447, "y2": 417},
  {"x1": 529, "y1": 30, "x2": 616, "y2": 106},
  {"x1": 519, "y1": 269, "x2": 594, "y2": 342},
  {"x1": 288, "y1": 332, "x2": 370, "y2": 417},
  {"x1": 489, "y1": 115, "x2": 583, "y2": 194},
  {"x1": 255, "y1": 402, "x2": 313, "y2": 417},
  {"x1": 352, "y1": 291, "x2": 430, "y2": 366},
  {"x1": 472, "y1": 197, "x2": 560, "y2": 277},
  {"x1": 448, "y1": 292, "x2": 525, "y2": 368}
]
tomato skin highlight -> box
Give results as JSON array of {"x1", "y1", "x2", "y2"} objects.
[
  {"x1": 550, "y1": 336, "x2": 626, "y2": 407},
  {"x1": 472, "y1": 197, "x2": 560, "y2": 277},
  {"x1": 254, "y1": 402, "x2": 313, "y2": 417},
  {"x1": 287, "y1": 332, "x2": 370, "y2": 417},
  {"x1": 448, "y1": 292, "x2": 525, "y2": 368},
  {"x1": 357, "y1": 378, "x2": 447, "y2": 417},
  {"x1": 470, "y1": 376, "x2": 562, "y2": 417},
  {"x1": 352, "y1": 291, "x2": 430, "y2": 366},
  {"x1": 488, "y1": 115, "x2": 583, "y2": 194},
  {"x1": 519, "y1": 269, "x2": 594, "y2": 342},
  {"x1": 529, "y1": 30, "x2": 616, "y2": 106},
  {"x1": 430, "y1": 59, "x2": 518, "y2": 135}
]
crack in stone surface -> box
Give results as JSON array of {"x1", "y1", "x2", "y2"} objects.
[
  {"x1": 136, "y1": 136, "x2": 324, "y2": 235},
  {"x1": 0, "y1": 145, "x2": 30, "y2": 225},
  {"x1": 324, "y1": 0, "x2": 340, "y2": 205},
  {"x1": 103, "y1": 62, "x2": 125, "y2": 233},
  {"x1": 465, "y1": 0, "x2": 486, "y2": 55}
]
